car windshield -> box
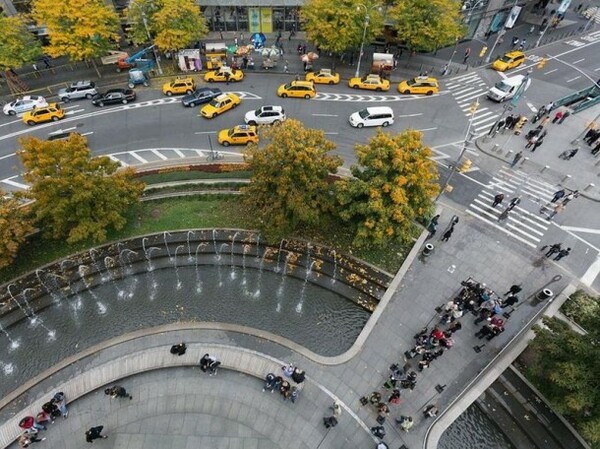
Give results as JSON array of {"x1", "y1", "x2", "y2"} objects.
[
  {"x1": 407, "y1": 79, "x2": 418, "y2": 86},
  {"x1": 228, "y1": 128, "x2": 236, "y2": 137},
  {"x1": 494, "y1": 81, "x2": 512, "y2": 92},
  {"x1": 358, "y1": 109, "x2": 370, "y2": 119},
  {"x1": 283, "y1": 83, "x2": 292, "y2": 89},
  {"x1": 500, "y1": 56, "x2": 511, "y2": 63},
  {"x1": 209, "y1": 99, "x2": 219, "y2": 107}
]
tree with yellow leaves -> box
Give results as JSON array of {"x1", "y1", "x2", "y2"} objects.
[
  {"x1": 242, "y1": 119, "x2": 342, "y2": 239},
  {"x1": 301, "y1": 0, "x2": 385, "y2": 55},
  {"x1": 335, "y1": 129, "x2": 439, "y2": 247},
  {"x1": 0, "y1": 15, "x2": 43, "y2": 72},
  {"x1": 0, "y1": 190, "x2": 34, "y2": 270},
  {"x1": 127, "y1": 0, "x2": 208, "y2": 52},
  {"x1": 388, "y1": 0, "x2": 465, "y2": 52},
  {"x1": 32, "y1": 0, "x2": 121, "y2": 77},
  {"x1": 17, "y1": 134, "x2": 145, "y2": 244}
]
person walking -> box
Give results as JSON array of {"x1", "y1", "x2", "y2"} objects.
[
  {"x1": 550, "y1": 189, "x2": 565, "y2": 203},
  {"x1": 200, "y1": 354, "x2": 220, "y2": 375},
  {"x1": 492, "y1": 193, "x2": 504, "y2": 207},
  {"x1": 531, "y1": 137, "x2": 545, "y2": 152},
  {"x1": 504, "y1": 284, "x2": 522, "y2": 296},
  {"x1": 170, "y1": 342, "x2": 187, "y2": 356},
  {"x1": 463, "y1": 48, "x2": 471, "y2": 64},
  {"x1": 506, "y1": 196, "x2": 521, "y2": 212},
  {"x1": 552, "y1": 110, "x2": 564, "y2": 123},
  {"x1": 441, "y1": 226, "x2": 454, "y2": 242},
  {"x1": 426, "y1": 214, "x2": 440, "y2": 239},
  {"x1": 547, "y1": 203, "x2": 565, "y2": 221},
  {"x1": 553, "y1": 247, "x2": 571, "y2": 261},
  {"x1": 563, "y1": 148, "x2": 578, "y2": 160},
  {"x1": 283, "y1": 60, "x2": 289, "y2": 73},
  {"x1": 18, "y1": 433, "x2": 45, "y2": 448},
  {"x1": 510, "y1": 151, "x2": 523, "y2": 168},
  {"x1": 502, "y1": 295, "x2": 519, "y2": 307},
  {"x1": 104, "y1": 385, "x2": 132, "y2": 400},
  {"x1": 592, "y1": 141, "x2": 600, "y2": 155},
  {"x1": 562, "y1": 190, "x2": 579, "y2": 205},
  {"x1": 558, "y1": 110, "x2": 570, "y2": 124},
  {"x1": 543, "y1": 242, "x2": 562, "y2": 257},
  {"x1": 85, "y1": 426, "x2": 108, "y2": 443}
]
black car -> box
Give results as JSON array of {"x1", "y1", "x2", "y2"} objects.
[
  {"x1": 181, "y1": 87, "x2": 222, "y2": 107},
  {"x1": 91, "y1": 88, "x2": 136, "y2": 107}
]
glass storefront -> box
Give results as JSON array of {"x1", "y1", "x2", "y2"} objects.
[{"x1": 201, "y1": 6, "x2": 302, "y2": 33}]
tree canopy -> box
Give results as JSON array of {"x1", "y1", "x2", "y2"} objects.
[
  {"x1": 301, "y1": 0, "x2": 385, "y2": 55},
  {"x1": 335, "y1": 129, "x2": 438, "y2": 247},
  {"x1": 32, "y1": 0, "x2": 121, "y2": 62},
  {"x1": 17, "y1": 135, "x2": 144, "y2": 244},
  {"x1": 127, "y1": 0, "x2": 207, "y2": 51},
  {"x1": 0, "y1": 15, "x2": 43, "y2": 71},
  {"x1": 242, "y1": 119, "x2": 342, "y2": 238},
  {"x1": 388, "y1": 0, "x2": 465, "y2": 52},
  {"x1": 0, "y1": 191, "x2": 34, "y2": 269}
]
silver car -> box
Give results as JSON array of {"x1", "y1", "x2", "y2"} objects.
[
  {"x1": 58, "y1": 81, "x2": 97, "y2": 102},
  {"x1": 3, "y1": 95, "x2": 48, "y2": 116}
]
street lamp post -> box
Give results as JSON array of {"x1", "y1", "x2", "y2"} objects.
[
  {"x1": 535, "y1": 9, "x2": 560, "y2": 47},
  {"x1": 485, "y1": 28, "x2": 505, "y2": 63},
  {"x1": 355, "y1": 4, "x2": 370, "y2": 78},
  {"x1": 141, "y1": 9, "x2": 163, "y2": 75}
]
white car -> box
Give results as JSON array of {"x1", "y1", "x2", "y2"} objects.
[
  {"x1": 3, "y1": 95, "x2": 48, "y2": 116},
  {"x1": 244, "y1": 105, "x2": 286, "y2": 126},
  {"x1": 58, "y1": 80, "x2": 97, "y2": 102}
]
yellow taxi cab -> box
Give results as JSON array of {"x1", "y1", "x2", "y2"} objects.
[
  {"x1": 162, "y1": 77, "x2": 196, "y2": 96},
  {"x1": 348, "y1": 74, "x2": 390, "y2": 91},
  {"x1": 398, "y1": 76, "x2": 440, "y2": 95},
  {"x1": 276, "y1": 80, "x2": 316, "y2": 99},
  {"x1": 203, "y1": 66, "x2": 244, "y2": 83},
  {"x1": 218, "y1": 124, "x2": 259, "y2": 146},
  {"x1": 23, "y1": 103, "x2": 65, "y2": 126},
  {"x1": 492, "y1": 51, "x2": 526, "y2": 72},
  {"x1": 305, "y1": 69, "x2": 340, "y2": 85},
  {"x1": 200, "y1": 92, "x2": 241, "y2": 118}
]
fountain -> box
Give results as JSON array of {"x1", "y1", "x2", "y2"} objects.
[
  {"x1": 0, "y1": 322, "x2": 20, "y2": 350},
  {"x1": 255, "y1": 234, "x2": 261, "y2": 260},
  {"x1": 296, "y1": 261, "x2": 317, "y2": 313},
  {"x1": 35, "y1": 270, "x2": 62, "y2": 305},
  {"x1": 230, "y1": 232, "x2": 241, "y2": 280},
  {"x1": 78, "y1": 265, "x2": 108, "y2": 315},
  {"x1": 277, "y1": 252, "x2": 292, "y2": 299},
  {"x1": 212, "y1": 229, "x2": 218, "y2": 254},
  {"x1": 163, "y1": 232, "x2": 173, "y2": 261},
  {"x1": 173, "y1": 245, "x2": 185, "y2": 290},
  {"x1": 194, "y1": 243, "x2": 204, "y2": 293},
  {"x1": 1, "y1": 360, "x2": 14, "y2": 375},
  {"x1": 89, "y1": 248, "x2": 108, "y2": 282},
  {"x1": 331, "y1": 250, "x2": 338, "y2": 284},
  {"x1": 186, "y1": 231, "x2": 196, "y2": 262},
  {"x1": 275, "y1": 239, "x2": 286, "y2": 273}
]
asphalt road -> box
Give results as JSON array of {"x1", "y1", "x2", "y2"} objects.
[{"x1": 1, "y1": 30, "x2": 600, "y2": 291}]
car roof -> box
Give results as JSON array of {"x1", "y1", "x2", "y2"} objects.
[
  {"x1": 359, "y1": 106, "x2": 394, "y2": 114},
  {"x1": 105, "y1": 88, "x2": 126, "y2": 93},
  {"x1": 504, "y1": 51, "x2": 524, "y2": 58},
  {"x1": 215, "y1": 93, "x2": 232, "y2": 101},
  {"x1": 71, "y1": 80, "x2": 93, "y2": 87},
  {"x1": 260, "y1": 105, "x2": 283, "y2": 111},
  {"x1": 173, "y1": 77, "x2": 194, "y2": 82},
  {"x1": 233, "y1": 124, "x2": 256, "y2": 131}
]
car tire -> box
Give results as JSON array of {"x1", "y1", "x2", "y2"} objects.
[
  {"x1": 357, "y1": 123, "x2": 364, "y2": 128},
  {"x1": 166, "y1": 91, "x2": 173, "y2": 97},
  {"x1": 305, "y1": 94, "x2": 311, "y2": 99},
  {"x1": 272, "y1": 120, "x2": 280, "y2": 125},
  {"x1": 122, "y1": 99, "x2": 128, "y2": 104},
  {"x1": 61, "y1": 97, "x2": 70, "y2": 103},
  {"x1": 222, "y1": 141, "x2": 230, "y2": 147},
  {"x1": 248, "y1": 121, "x2": 257, "y2": 126},
  {"x1": 281, "y1": 93, "x2": 288, "y2": 98},
  {"x1": 247, "y1": 141, "x2": 254, "y2": 145},
  {"x1": 189, "y1": 102, "x2": 196, "y2": 107},
  {"x1": 207, "y1": 78, "x2": 214, "y2": 83},
  {"x1": 8, "y1": 110, "x2": 16, "y2": 116},
  {"x1": 232, "y1": 102, "x2": 237, "y2": 108},
  {"x1": 51, "y1": 116, "x2": 59, "y2": 122},
  {"x1": 402, "y1": 89, "x2": 410, "y2": 94},
  {"x1": 352, "y1": 85, "x2": 359, "y2": 89},
  {"x1": 426, "y1": 91, "x2": 433, "y2": 96},
  {"x1": 212, "y1": 113, "x2": 217, "y2": 118},
  {"x1": 376, "y1": 87, "x2": 382, "y2": 92},
  {"x1": 329, "y1": 81, "x2": 334, "y2": 85},
  {"x1": 186, "y1": 90, "x2": 193, "y2": 95},
  {"x1": 27, "y1": 120, "x2": 36, "y2": 126},
  {"x1": 98, "y1": 102, "x2": 104, "y2": 107},
  {"x1": 382, "y1": 121, "x2": 389, "y2": 127},
  {"x1": 85, "y1": 94, "x2": 93, "y2": 99}
]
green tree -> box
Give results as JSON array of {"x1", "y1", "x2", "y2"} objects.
[
  {"x1": 127, "y1": 0, "x2": 207, "y2": 52},
  {"x1": 0, "y1": 15, "x2": 43, "y2": 72},
  {"x1": 388, "y1": 0, "x2": 465, "y2": 52},
  {"x1": 32, "y1": 0, "x2": 121, "y2": 76},
  {"x1": 528, "y1": 317, "x2": 600, "y2": 447},
  {"x1": 335, "y1": 129, "x2": 438, "y2": 247},
  {"x1": 561, "y1": 290, "x2": 600, "y2": 330},
  {"x1": 301, "y1": 0, "x2": 385, "y2": 55},
  {"x1": 0, "y1": 191, "x2": 34, "y2": 269},
  {"x1": 242, "y1": 119, "x2": 342, "y2": 238},
  {"x1": 17, "y1": 135, "x2": 145, "y2": 244}
]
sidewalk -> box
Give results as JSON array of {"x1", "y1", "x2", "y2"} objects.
[{"x1": 476, "y1": 105, "x2": 600, "y2": 201}]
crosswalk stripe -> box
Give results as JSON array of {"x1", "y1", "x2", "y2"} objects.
[
  {"x1": 510, "y1": 206, "x2": 549, "y2": 230},
  {"x1": 457, "y1": 92, "x2": 486, "y2": 104},
  {"x1": 2, "y1": 177, "x2": 29, "y2": 189},
  {"x1": 172, "y1": 149, "x2": 186, "y2": 158},
  {"x1": 108, "y1": 155, "x2": 129, "y2": 166},
  {"x1": 471, "y1": 112, "x2": 496, "y2": 124},
  {"x1": 150, "y1": 149, "x2": 168, "y2": 161},
  {"x1": 130, "y1": 152, "x2": 149, "y2": 164},
  {"x1": 505, "y1": 221, "x2": 542, "y2": 241},
  {"x1": 454, "y1": 88, "x2": 484, "y2": 100},
  {"x1": 466, "y1": 208, "x2": 537, "y2": 248}
]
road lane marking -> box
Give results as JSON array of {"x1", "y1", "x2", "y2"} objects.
[
  {"x1": 150, "y1": 149, "x2": 168, "y2": 160},
  {"x1": 581, "y1": 254, "x2": 600, "y2": 287},
  {"x1": 130, "y1": 152, "x2": 149, "y2": 163},
  {"x1": 418, "y1": 127, "x2": 437, "y2": 132},
  {"x1": 396, "y1": 113, "x2": 423, "y2": 117},
  {"x1": 544, "y1": 69, "x2": 558, "y2": 74},
  {"x1": 0, "y1": 118, "x2": 23, "y2": 128},
  {"x1": 312, "y1": 113, "x2": 338, "y2": 117},
  {"x1": 566, "y1": 76, "x2": 581, "y2": 83},
  {"x1": 324, "y1": 132, "x2": 339, "y2": 135},
  {"x1": 561, "y1": 226, "x2": 600, "y2": 234},
  {"x1": 194, "y1": 131, "x2": 217, "y2": 134},
  {"x1": 80, "y1": 132, "x2": 94, "y2": 137},
  {"x1": 0, "y1": 153, "x2": 16, "y2": 161},
  {"x1": 572, "y1": 58, "x2": 585, "y2": 64},
  {"x1": 595, "y1": 67, "x2": 600, "y2": 71}
]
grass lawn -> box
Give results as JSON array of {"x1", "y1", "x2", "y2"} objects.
[{"x1": 1, "y1": 195, "x2": 415, "y2": 283}]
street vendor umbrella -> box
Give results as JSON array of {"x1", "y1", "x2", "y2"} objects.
[
  {"x1": 251, "y1": 32, "x2": 266, "y2": 48},
  {"x1": 300, "y1": 54, "x2": 310, "y2": 63},
  {"x1": 227, "y1": 44, "x2": 238, "y2": 53},
  {"x1": 307, "y1": 52, "x2": 319, "y2": 61},
  {"x1": 261, "y1": 47, "x2": 278, "y2": 58},
  {"x1": 235, "y1": 45, "x2": 252, "y2": 56},
  {"x1": 19, "y1": 416, "x2": 35, "y2": 429}
]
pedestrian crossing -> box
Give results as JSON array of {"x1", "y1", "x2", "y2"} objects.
[
  {"x1": 445, "y1": 73, "x2": 500, "y2": 136},
  {"x1": 466, "y1": 168, "x2": 558, "y2": 248}
]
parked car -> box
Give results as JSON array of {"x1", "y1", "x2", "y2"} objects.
[
  {"x1": 162, "y1": 77, "x2": 196, "y2": 96},
  {"x1": 181, "y1": 88, "x2": 222, "y2": 107},
  {"x1": 348, "y1": 74, "x2": 390, "y2": 91},
  {"x1": 276, "y1": 81, "x2": 316, "y2": 99},
  {"x1": 58, "y1": 81, "x2": 97, "y2": 102},
  {"x1": 305, "y1": 69, "x2": 340, "y2": 85},
  {"x1": 3, "y1": 95, "x2": 48, "y2": 116},
  {"x1": 218, "y1": 124, "x2": 259, "y2": 146},
  {"x1": 398, "y1": 77, "x2": 439, "y2": 95},
  {"x1": 244, "y1": 105, "x2": 286, "y2": 125},
  {"x1": 47, "y1": 131, "x2": 80, "y2": 141},
  {"x1": 91, "y1": 88, "x2": 136, "y2": 107},
  {"x1": 200, "y1": 93, "x2": 241, "y2": 118},
  {"x1": 22, "y1": 103, "x2": 65, "y2": 126},
  {"x1": 204, "y1": 67, "x2": 244, "y2": 83}
]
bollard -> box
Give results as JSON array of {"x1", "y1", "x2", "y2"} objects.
[
  {"x1": 422, "y1": 243, "x2": 434, "y2": 257},
  {"x1": 585, "y1": 183, "x2": 595, "y2": 191},
  {"x1": 536, "y1": 288, "x2": 553, "y2": 301},
  {"x1": 520, "y1": 157, "x2": 529, "y2": 166},
  {"x1": 541, "y1": 165, "x2": 549, "y2": 173},
  {"x1": 562, "y1": 174, "x2": 571, "y2": 183},
  {"x1": 506, "y1": 149, "x2": 513, "y2": 158}
]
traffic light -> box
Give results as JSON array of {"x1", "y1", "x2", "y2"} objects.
[
  {"x1": 537, "y1": 57, "x2": 548, "y2": 69},
  {"x1": 479, "y1": 46, "x2": 488, "y2": 58},
  {"x1": 468, "y1": 100, "x2": 479, "y2": 114},
  {"x1": 514, "y1": 116, "x2": 528, "y2": 135},
  {"x1": 459, "y1": 159, "x2": 472, "y2": 173}
]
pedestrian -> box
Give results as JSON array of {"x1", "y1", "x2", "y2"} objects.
[
  {"x1": 531, "y1": 138, "x2": 544, "y2": 152},
  {"x1": 262, "y1": 373, "x2": 278, "y2": 392},
  {"x1": 234, "y1": 36, "x2": 238, "y2": 46},
  {"x1": 547, "y1": 203, "x2": 565, "y2": 221},
  {"x1": 302, "y1": 43, "x2": 307, "y2": 54},
  {"x1": 552, "y1": 110, "x2": 564, "y2": 123},
  {"x1": 289, "y1": 386, "x2": 299, "y2": 403},
  {"x1": 525, "y1": 135, "x2": 539, "y2": 149},
  {"x1": 377, "y1": 443, "x2": 389, "y2": 449},
  {"x1": 541, "y1": 17, "x2": 549, "y2": 28},
  {"x1": 104, "y1": 385, "x2": 132, "y2": 400},
  {"x1": 539, "y1": 116, "x2": 550, "y2": 127},
  {"x1": 42, "y1": 56, "x2": 51, "y2": 68},
  {"x1": 504, "y1": 114, "x2": 515, "y2": 130},
  {"x1": 528, "y1": 24, "x2": 536, "y2": 34},
  {"x1": 396, "y1": 415, "x2": 414, "y2": 432},
  {"x1": 282, "y1": 363, "x2": 295, "y2": 378},
  {"x1": 85, "y1": 426, "x2": 108, "y2": 443},
  {"x1": 511, "y1": 37, "x2": 520, "y2": 48},
  {"x1": 542, "y1": 242, "x2": 562, "y2": 257},
  {"x1": 558, "y1": 110, "x2": 570, "y2": 124},
  {"x1": 562, "y1": 191, "x2": 579, "y2": 205},
  {"x1": 504, "y1": 284, "x2": 522, "y2": 296},
  {"x1": 291, "y1": 368, "x2": 305, "y2": 384},
  {"x1": 584, "y1": 128, "x2": 599, "y2": 143},
  {"x1": 447, "y1": 321, "x2": 462, "y2": 334},
  {"x1": 592, "y1": 141, "x2": 600, "y2": 155},
  {"x1": 551, "y1": 189, "x2": 565, "y2": 203},
  {"x1": 52, "y1": 392, "x2": 68, "y2": 418},
  {"x1": 554, "y1": 247, "x2": 571, "y2": 260},
  {"x1": 423, "y1": 404, "x2": 439, "y2": 418},
  {"x1": 330, "y1": 401, "x2": 342, "y2": 416},
  {"x1": 19, "y1": 416, "x2": 46, "y2": 432},
  {"x1": 170, "y1": 342, "x2": 187, "y2": 356},
  {"x1": 371, "y1": 425, "x2": 386, "y2": 439},
  {"x1": 441, "y1": 227, "x2": 454, "y2": 242},
  {"x1": 463, "y1": 48, "x2": 471, "y2": 64},
  {"x1": 323, "y1": 416, "x2": 338, "y2": 428},
  {"x1": 506, "y1": 196, "x2": 521, "y2": 211},
  {"x1": 510, "y1": 151, "x2": 523, "y2": 168},
  {"x1": 32, "y1": 63, "x2": 39, "y2": 73},
  {"x1": 502, "y1": 295, "x2": 519, "y2": 307},
  {"x1": 426, "y1": 214, "x2": 440, "y2": 239},
  {"x1": 283, "y1": 60, "x2": 289, "y2": 73},
  {"x1": 35, "y1": 411, "x2": 53, "y2": 427},
  {"x1": 240, "y1": 32, "x2": 244, "y2": 42},
  {"x1": 200, "y1": 353, "x2": 220, "y2": 375},
  {"x1": 388, "y1": 389, "x2": 401, "y2": 404},
  {"x1": 18, "y1": 433, "x2": 45, "y2": 448},
  {"x1": 224, "y1": 71, "x2": 230, "y2": 85},
  {"x1": 492, "y1": 193, "x2": 504, "y2": 207}
]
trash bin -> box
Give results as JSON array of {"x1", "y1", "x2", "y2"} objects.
[
  {"x1": 536, "y1": 288, "x2": 553, "y2": 301},
  {"x1": 422, "y1": 243, "x2": 434, "y2": 257}
]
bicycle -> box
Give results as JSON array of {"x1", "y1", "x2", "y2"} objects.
[{"x1": 206, "y1": 151, "x2": 224, "y2": 162}]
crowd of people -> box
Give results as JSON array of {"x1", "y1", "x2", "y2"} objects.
[
  {"x1": 17, "y1": 392, "x2": 67, "y2": 447},
  {"x1": 261, "y1": 363, "x2": 306, "y2": 404}
]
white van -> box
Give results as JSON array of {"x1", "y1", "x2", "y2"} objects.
[
  {"x1": 349, "y1": 106, "x2": 394, "y2": 128},
  {"x1": 487, "y1": 74, "x2": 531, "y2": 102}
]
